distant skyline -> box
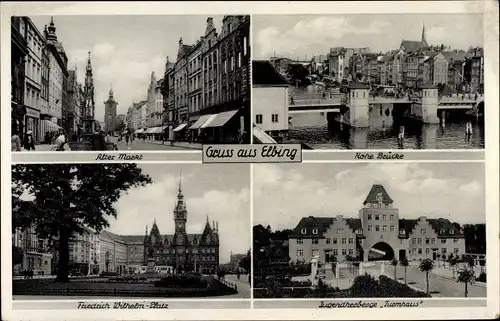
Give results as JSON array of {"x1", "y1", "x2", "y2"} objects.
[
  {"x1": 30, "y1": 15, "x2": 224, "y2": 121},
  {"x1": 254, "y1": 163, "x2": 485, "y2": 231},
  {"x1": 108, "y1": 164, "x2": 250, "y2": 263},
  {"x1": 253, "y1": 14, "x2": 483, "y2": 60}
]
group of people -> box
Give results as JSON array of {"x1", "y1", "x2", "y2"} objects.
[{"x1": 11, "y1": 128, "x2": 66, "y2": 152}]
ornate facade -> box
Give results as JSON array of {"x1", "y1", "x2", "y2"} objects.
[
  {"x1": 289, "y1": 184, "x2": 466, "y2": 263},
  {"x1": 143, "y1": 179, "x2": 220, "y2": 274}
]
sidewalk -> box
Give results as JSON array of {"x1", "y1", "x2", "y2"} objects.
[{"x1": 142, "y1": 140, "x2": 202, "y2": 150}]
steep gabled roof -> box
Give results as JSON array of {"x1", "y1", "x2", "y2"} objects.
[
  {"x1": 363, "y1": 184, "x2": 394, "y2": 204},
  {"x1": 400, "y1": 40, "x2": 426, "y2": 53},
  {"x1": 290, "y1": 216, "x2": 334, "y2": 238},
  {"x1": 252, "y1": 60, "x2": 289, "y2": 86},
  {"x1": 442, "y1": 51, "x2": 467, "y2": 63},
  {"x1": 427, "y1": 218, "x2": 464, "y2": 238}
]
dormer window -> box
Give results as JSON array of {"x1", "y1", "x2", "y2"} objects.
[
  {"x1": 301, "y1": 228, "x2": 307, "y2": 235},
  {"x1": 356, "y1": 229, "x2": 362, "y2": 234},
  {"x1": 449, "y1": 229, "x2": 454, "y2": 235},
  {"x1": 312, "y1": 228, "x2": 318, "y2": 235},
  {"x1": 400, "y1": 229, "x2": 406, "y2": 235},
  {"x1": 440, "y1": 229, "x2": 446, "y2": 234}
]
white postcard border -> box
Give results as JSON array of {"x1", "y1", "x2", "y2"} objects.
[{"x1": 1, "y1": 1, "x2": 499, "y2": 320}]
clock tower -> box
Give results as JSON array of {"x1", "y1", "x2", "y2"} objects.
[{"x1": 173, "y1": 176, "x2": 188, "y2": 243}]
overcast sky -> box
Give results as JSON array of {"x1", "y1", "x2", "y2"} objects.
[
  {"x1": 107, "y1": 164, "x2": 250, "y2": 264},
  {"x1": 30, "y1": 15, "x2": 223, "y2": 121},
  {"x1": 253, "y1": 14, "x2": 483, "y2": 60},
  {"x1": 254, "y1": 163, "x2": 485, "y2": 231}
]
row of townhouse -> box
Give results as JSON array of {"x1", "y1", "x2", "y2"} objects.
[
  {"x1": 161, "y1": 16, "x2": 251, "y2": 143},
  {"x1": 11, "y1": 16, "x2": 89, "y2": 145},
  {"x1": 272, "y1": 25, "x2": 483, "y2": 94}
]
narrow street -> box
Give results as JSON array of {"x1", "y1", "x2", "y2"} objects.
[{"x1": 223, "y1": 274, "x2": 251, "y2": 298}]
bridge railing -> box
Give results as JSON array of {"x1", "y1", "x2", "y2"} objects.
[{"x1": 292, "y1": 98, "x2": 343, "y2": 106}]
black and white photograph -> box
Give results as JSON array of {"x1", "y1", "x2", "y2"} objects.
[
  {"x1": 12, "y1": 163, "x2": 251, "y2": 300},
  {"x1": 11, "y1": 15, "x2": 251, "y2": 152},
  {"x1": 252, "y1": 14, "x2": 485, "y2": 149},
  {"x1": 253, "y1": 163, "x2": 486, "y2": 298}
]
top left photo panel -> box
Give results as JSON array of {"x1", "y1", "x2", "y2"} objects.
[{"x1": 11, "y1": 15, "x2": 251, "y2": 152}]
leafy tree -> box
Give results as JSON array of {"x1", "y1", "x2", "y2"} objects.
[
  {"x1": 390, "y1": 258, "x2": 398, "y2": 280},
  {"x1": 400, "y1": 257, "x2": 409, "y2": 285},
  {"x1": 12, "y1": 164, "x2": 152, "y2": 282},
  {"x1": 418, "y1": 258, "x2": 435, "y2": 295},
  {"x1": 456, "y1": 267, "x2": 475, "y2": 297}
]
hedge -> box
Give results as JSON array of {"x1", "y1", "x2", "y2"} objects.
[{"x1": 347, "y1": 274, "x2": 429, "y2": 298}]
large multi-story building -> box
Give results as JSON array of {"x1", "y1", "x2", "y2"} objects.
[
  {"x1": 94, "y1": 179, "x2": 220, "y2": 275},
  {"x1": 11, "y1": 17, "x2": 29, "y2": 139},
  {"x1": 22, "y1": 17, "x2": 45, "y2": 143},
  {"x1": 187, "y1": 40, "x2": 203, "y2": 124},
  {"x1": 12, "y1": 226, "x2": 52, "y2": 275},
  {"x1": 465, "y1": 47, "x2": 484, "y2": 93},
  {"x1": 163, "y1": 57, "x2": 176, "y2": 127},
  {"x1": 289, "y1": 184, "x2": 466, "y2": 263},
  {"x1": 162, "y1": 16, "x2": 250, "y2": 143},
  {"x1": 174, "y1": 38, "x2": 191, "y2": 123},
  {"x1": 103, "y1": 87, "x2": 118, "y2": 134},
  {"x1": 43, "y1": 17, "x2": 68, "y2": 128}
]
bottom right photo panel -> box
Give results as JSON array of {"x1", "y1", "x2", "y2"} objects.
[{"x1": 253, "y1": 162, "x2": 486, "y2": 299}]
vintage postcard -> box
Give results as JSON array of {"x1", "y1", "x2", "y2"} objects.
[
  {"x1": 252, "y1": 14, "x2": 485, "y2": 150},
  {"x1": 10, "y1": 14, "x2": 251, "y2": 153},
  {"x1": 1, "y1": 1, "x2": 499, "y2": 321},
  {"x1": 11, "y1": 163, "x2": 251, "y2": 307}
]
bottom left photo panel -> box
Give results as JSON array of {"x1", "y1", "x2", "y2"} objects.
[{"x1": 11, "y1": 163, "x2": 251, "y2": 309}]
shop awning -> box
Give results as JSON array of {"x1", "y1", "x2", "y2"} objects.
[
  {"x1": 253, "y1": 126, "x2": 278, "y2": 144},
  {"x1": 200, "y1": 114, "x2": 219, "y2": 129},
  {"x1": 190, "y1": 115, "x2": 201, "y2": 122},
  {"x1": 135, "y1": 128, "x2": 144, "y2": 134},
  {"x1": 144, "y1": 127, "x2": 155, "y2": 134},
  {"x1": 151, "y1": 126, "x2": 165, "y2": 133},
  {"x1": 189, "y1": 114, "x2": 214, "y2": 129},
  {"x1": 202, "y1": 109, "x2": 239, "y2": 128},
  {"x1": 40, "y1": 119, "x2": 61, "y2": 133},
  {"x1": 173, "y1": 123, "x2": 188, "y2": 132}
]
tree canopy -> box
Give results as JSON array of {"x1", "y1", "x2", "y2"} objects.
[
  {"x1": 12, "y1": 164, "x2": 152, "y2": 237},
  {"x1": 12, "y1": 164, "x2": 152, "y2": 281}
]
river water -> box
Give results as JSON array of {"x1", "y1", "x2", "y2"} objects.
[{"x1": 288, "y1": 105, "x2": 485, "y2": 150}]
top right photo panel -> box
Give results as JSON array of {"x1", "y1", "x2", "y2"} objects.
[{"x1": 252, "y1": 14, "x2": 484, "y2": 150}]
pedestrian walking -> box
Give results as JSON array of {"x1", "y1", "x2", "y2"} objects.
[
  {"x1": 54, "y1": 129, "x2": 71, "y2": 151},
  {"x1": 23, "y1": 130, "x2": 36, "y2": 151}
]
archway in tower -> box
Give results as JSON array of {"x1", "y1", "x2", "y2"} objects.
[{"x1": 368, "y1": 242, "x2": 395, "y2": 261}]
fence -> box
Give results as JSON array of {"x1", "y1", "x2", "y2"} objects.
[{"x1": 214, "y1": 276, "x2": 237, "y2": 291}]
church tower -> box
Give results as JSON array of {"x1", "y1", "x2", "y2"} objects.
[
  {"x1": 421, "y1": 23, "x2": 428, "y2": 47},
  {"x1": 104, "y1": 85, "x2": 118, "y2": 134},
  {"x1": 82, "y1": 51, "x2": 96, "y2": 134}
]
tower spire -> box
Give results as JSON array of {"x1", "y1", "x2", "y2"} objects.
[{"x1": 421, "y1": 22, "x2": 427, "y2": 45}]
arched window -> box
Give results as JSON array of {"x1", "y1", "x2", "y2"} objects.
[{"x1": 301, "y1": 228, "x2": 307, "y2": 234}]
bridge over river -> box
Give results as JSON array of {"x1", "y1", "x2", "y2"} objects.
[{"x1": 286, "y1": 89, "x2": 484, "y2": 149}]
